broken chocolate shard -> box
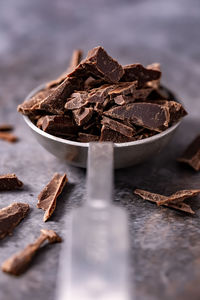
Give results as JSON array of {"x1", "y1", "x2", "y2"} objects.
[
  {"x1": 134, "y1": 189, "x2": 195, "y2": 214},
  {"x1": 104, "y1": 102, "x2": 170, "y2": 132},
  {"x1": 100, "y1": 124, "x2": 135, "y2": 143},
  {"x1": 0, "y1": 174, "x2": 23, "y2": 191},
  {"x1": 156, "y1": 189, "x2": 200, "y2": 206},
  {"x1": 1, "y1": 229, "x2": 61, "y2": 275},
  {"x1": 178, "y1": 135, "x2": 200, "y2": 171},
  {"x1": 87, "y1": 84, "x2": 114, "y2": 103},
  {"x1": 65, "y1": 91, "x2": 88, "y2": 110},
  {"x1": 73, "y1": 107, "x2": 93, "y2": 126},
  {"x1": 41, "y1": 115, "x2": 78, "y2": 137},
  {"x1": 34, "y1": 77, "x2": 83, "y2": 114},
  {"x1": 77, "y1": 132, "x2": 99, "y2": 142},
  {"x1": 101, "y1": 116, "x2": 135, "y2": 137},
  {"x1": 0, "y1": 132, "x2": 18, "y2": 143},
  {"x1": 0, "y1": 124, "x2": 13, "y2": 131},
  {"x1": 37, "y1": 173, "x2": 68, "y2": 222},
  {"x1": 68, "y1": 46, "x2": 124, "y2": 83},
  {"x1": 108, "y1": 81, "x2": 138, "y2": 98},
  {"x1": 47, "y1": 49, "x2": 83, "y2": 88},
  {"x1": 121, "y1": 63, "x2": 161, "y2": 87},
  {"x1": 114, "y1": 87, "x2": 153, "y2": 105},
  {"x1": 0, "y1": 203, "x2": 29, "y2": 240}
]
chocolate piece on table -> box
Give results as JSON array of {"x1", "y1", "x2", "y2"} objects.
[
  {"x1": 104, "y1": 102, "x2": 170, "y2": 132},
  {"x1": 68, "y1": 46, "x2": 124, "y2": 83},
  {"x1": 101, "y1": 116, "x2": 135, "y2": 137},
  {"x1": 108, "y1": 81, "x2": 138, "y2": 98},
  {"x1": 114, "y1": 87, "x2": 153, "y2": 105},
  {"x1": 100, "y1": 124, "x2": 135, "y2": 143},
  {"x1": 121, "y1": 63, "x2": 161, "y2": 87},
  {"x1": 0, "y1": 132, "x2": 18, "y2": 143},
  {"x1": 0, "y1": 174, "x2": 23, "y2": 191},
  {"x1": 0, "y1": 124, "x2": 13, "y2": 131},
  {"x1": 47, "y1": 49, "x2": 83, "y2": 88},
  {"x1": 134, "y1": 189, "x2": 195, "y2": 214},
  {"x1": 77, "y1": 132, "x2": 99, "y2": 142},
  {"x1": 34, "y1": 77, "x2": 82, "y2": 114},
  {"x1": 178, "y1": 135, "x2": 200, "y2": 171},
  {"x1": 65, "y1": 91, "x2": 88, "y2": 110},
  {"x1": 73, "y1": 107, "x2": 93, "y2": 126},
  {"x1": 41, "y1": 115, "x2": 78, "y2": 136},
  {"x1": 37, "y1": 173, "x2": 68, "y2": 222},
  {"x1": 0, "y1": 203, "x2": 29, "y2": 239},
  {"x1": 156, "y1": 189, "x2": 200, "y2": 206},
  {"x1": 1, "y1": 229, "x2": 62, "y2": 276}
]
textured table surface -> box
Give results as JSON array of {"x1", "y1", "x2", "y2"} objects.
[{"x1": 0, "y1": 0, "x2": 200, "y2": 299}]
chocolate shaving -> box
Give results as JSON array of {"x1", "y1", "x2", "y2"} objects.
[
  {"x1": 178, "y1": 135, "x2": 200, "y2": 171},
  {"x1": 37, "y1": 173, "x2": 68, "y2": 222},
  {"x1": 0, "y1": 203, "x2": 29, "y2": 239},
  {"x1": 0, "y1": 174, "x2": 23, "y2": 191},
  {"x1": 134, "y1": 189, "x2": 196, "y2": 214},
  {"x1": 1, "y1": 229, "x2": 62, "y2": 275}
]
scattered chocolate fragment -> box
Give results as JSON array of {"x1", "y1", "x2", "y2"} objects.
[
  {"x1": 121, "y1": 63, "x2": 161, "y2": 87},
  {"x1": 100, "y1": 125, "x2": 135, "y2": 143},
  {"x1": 134, "y1": 189, "x2": 196, "y2": 214},
  {"x1": 37, "y1": 173, "x2": 68, "y2": 222},
  {"x1": 41, "y1": 115, "x2": 78, "y2": 137},
  {"x1": 73, "y1": 107, "x2": 93, "y2": 126},
  {"x1": 156, "y1": 189, "x2": 200, "y2": 206},
  {"x1": 0, "y1": 124, "x2": 13, "y2": 131},
  {"x1": 178, "y1": 135, "x2": 200, "y2": 171},
  {"x1": 104, "y1": 102, "x2": 170, "y2": 132},
  {"x1": 0, "y1": 203, "x2": 29, "y2": 239},
  {"x1": 77, "y1": 132, "x2": 99, "y2": 142},
  {"x1": 1, "y1": 229, "x2": 62, "y2": 275},
  {"x1": 101, "y1": 116, "x2": 135, "y2": 137},
  {"x1": 0, "y1": 174, "x2": 23, "y2": 191},
  {"x1": 0, "y1": 132, "x2": 18, "y2": 143}
]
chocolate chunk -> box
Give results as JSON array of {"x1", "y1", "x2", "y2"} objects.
[
  {"x1": 0, "y1": 124, "x2": 13, "y2": 131},
  {"x1": 0, "y1": 132, "x2": 18, "y2": 143},
  {"x1": 84, "y1": 77, "x2": 105, "y2": 90},
  {"x1": 100, "y1": 125, "x2": 135, "y2": 143},
  {"x1": 87, "y1": 84, "x2": 114, "y2": 103},
  {"x1": 114, "y1": 87, "x2": 153, "y2": 105},
  {"x1": 34, "y1": 77, "x2": 83, "y2": 114},
  {"x1": 0, "y1": 174, "x2": 23, "y2": 191},
  {"x1": 65, "y1": 91, "x2": 88, "y2": 110},
  {"x1": 178, "y1": 135, "x2": 200, "y2": 171},
  {"x1": 41, "y1": 115, "x2": 78, "y2": 137},
  {"x1": 134, "y1": 189, "x2": 195, "y2": 214},
  {"x1": 77, "y1": 132, "x2": 99, "y2": 142},
  {"x1": 37, "y1": 173, "x2": 68, "y2": 222},
  {"x1": 104, "y1": 102, "x2": 170, "y2": 132},
  {"x1": 101, "y1": 116, "x2": 135, "y2": 137},
  {"x1": 0, "y1": 203, "x2": 29, "y2": 239},
  {"x1": 17, "y1": 87, "x2": 55, "y2": 116},
  {"x1": 156, "y1": 189, "x2": 200, "y2": 206},
  {"x1": 1, "y1": 229, "x2": 62, "y2": 275},
  {"x1": 47, "y1": 49, "x2": 83, "y2": 88},
  {"x1": 73, "y1": 107, "x2": 93, "y2": 126},
  {"x1": 121, "y1": 63, "x2": 161, "y2": 87},
  {"x1": 108, "y1": 81, "x2": 138, "y2": 98},
  {"x1": 68, "y1": 46, "x2": 124, "y2": 83}
]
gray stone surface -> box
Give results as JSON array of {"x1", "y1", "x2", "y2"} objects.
[{"x1": 0, "y1": 0, "x2": 200, "y2": 299}]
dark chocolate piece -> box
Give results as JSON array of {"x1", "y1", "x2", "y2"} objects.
[
  {"x1": 0, "y1": 174, "x2": 23, "y2": 191},
  {"x1": 84, "y1": 77, "x2": 105, "y2": 90},
  {"x1": 121, "y1": 63, "x2": 161, "y2": 87},
  {"x1": 0, "y1": 203, "x2": 29, "y2": 239},
  {"x1": 108, "y1": 81, "x2": 138, "y2": 98},
  {"x1": 0, "y1": 132, "x2": 18, "y2": 143},
  {"x1": 87, "y1": 84, "x2": 114, "y2": 103},
  {"x1": 1, "y1": 229, "x2": 62, "y2": 275},
  {"x1": 104, "y1": 102, "x2": 170, "y2": 132},
  {"x1": 37, "y1": 173, "x2": 68, "y2": 222},
  {"x1": 65, "y1": 91, "x2": 88, "y2": 110},
  {"x1": 134, "y1": 189, "x2": 195, "y2": 214},
  {"x1": 0, "y1": 124, "x2": 13, "y2": 131},
  {"x1": 101, "y1": 116, "x2": 135, "y2": 137},
  {"x1": 68, "y1": 46, "x2": 124, "y2": 83},
  {"x1": 73, "y1": 107, "x2": 93, "y2": 126},
  {"x1": 100, "y1": 125, "x2": 135, "y2": 143},
  {"x1": 41, "y1": 115, "x2": 78, "y2": 136},
  {"x1": 47, "y1": 49, "x2": 83, "y2": 88},
  {"x1": 178, "y1": 135, "x2": 200, "y2": 171},
  {"x1": 77, "y1": 133, "x2": 99, "y2": 142},
  {"x1": 156, "y1": 189, "x2": 200, "y2": 206},
  {"x1": 114, "y1": 87, "x2": 153, "y2": 105}
]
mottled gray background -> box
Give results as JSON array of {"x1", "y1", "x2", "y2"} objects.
[{"x1": 0, "y1": 0, "x2": 200, "y2": 299}]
